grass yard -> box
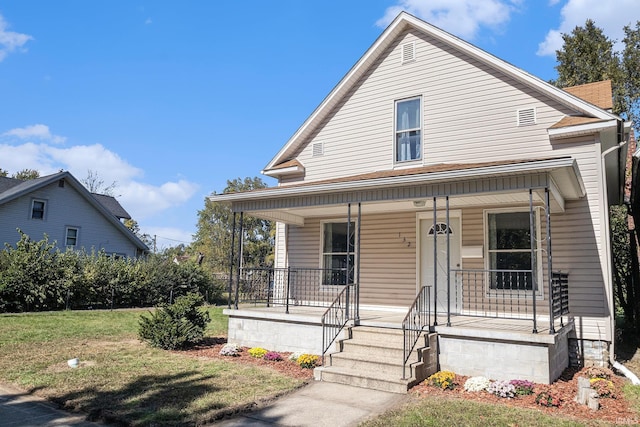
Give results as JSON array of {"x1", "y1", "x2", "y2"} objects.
[
  {"x1": 359, "y1": 395, "x2": 618, "y2": 427},
  {"x1": 0, "y1": 307, "x2": 306, "y2": 426}
]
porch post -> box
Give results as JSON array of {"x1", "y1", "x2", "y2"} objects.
[
  {"x1": 356, "y1": 202, "x2": 361, "y2": 323},
  {"x1": 545, "y1": 187, "x2": 556, "y2": 334},
  {"x1": 433, "y1": 197, "x2": 438, "y2": 326},
  {"x1": 529, "y1": 190, "x2": 538, "y2": 334},
  {"x1": 234, "y1": 212, "x2": 244, "y2": 310},
  {"x1": 228, "y1": 212, "x2": 236, "y2": 309},
  {"x1": 446, "y1": 196, "x2": 451, "y2": 327},
  {"x1": 346, "y1": 203, "x2": 351, "y2": 319}
]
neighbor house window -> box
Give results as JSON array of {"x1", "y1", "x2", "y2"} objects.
[
  {"x1": 486, "y1": 211, "x2": 539, "y2": 291},
  {"x1": 31, "y1": 200, "x2": 46, "y2": 220},
  {"x1": 395, "y1": 97, "x2": 421, "y2": 162},
  {"x1": 65, "y1": 227, "x2": 79, "y2": 247},
  {"x1": 321, "y1": 221, "x2": 355, "y2": 285}
]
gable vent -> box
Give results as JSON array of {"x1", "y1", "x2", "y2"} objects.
[
  {"x1": 517, "y1": 107, "x2": 537, "y2": 127},
  {"x1": 312, "y1": 142, "x2": 324, "y2": 157},
  {"x1": 401, "y1": 42, "x2": 416, "y2": 64}
]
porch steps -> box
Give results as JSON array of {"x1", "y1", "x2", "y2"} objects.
[{"x1": 314, "y1": 326, "x2": 437, "y2": 394}]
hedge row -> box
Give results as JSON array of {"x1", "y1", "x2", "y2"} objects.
[{"x1": 0, "y1": 231, "x2": 224, "y2": 312}]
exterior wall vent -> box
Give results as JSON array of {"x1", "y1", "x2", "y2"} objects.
[
  {"x1": 312, "y1": 142, "x2": 324, "y2": 157},
  {"x1": 401, "y1": 42, "x2": 416, "y2": 64},
  {"x1": 517, "y1": 107, "x2": 537, "y2": 126}
]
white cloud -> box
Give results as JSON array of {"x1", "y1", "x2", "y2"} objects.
[
  {"x1": 0, "y1": 14, "x2": 33, "y2": 62},
  {"x1": 376, "y1": 0, "x2": 522, "y2": 40},
  {"x1": 145, "y1": 18, "x2": 152, "y2": 25},
  {"x1": 537, "y1": 0, "x2": 640, "y2": 56},
  {"x1": 0, "y1": 134, "x2": 199, "y2": 221},
  {"x1": 3, "y1": 124, "x2": 66, "y2": 144}
]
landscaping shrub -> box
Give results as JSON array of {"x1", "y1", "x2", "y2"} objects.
[
  {"x1": 510, "y1": 379, "x2": 534, "y2": 396},
  {"x1": 263, "y1": 351, "x2": 283, "y2": 361},
  {"x1": 535, "y1": 389, "x2": 561, "y2": 407},
  {"x1": 463, "y1": 376, "x2": 490, "y2": 392},
  {"x1": 138, "y1": 293, "x2": 211, "y2": 350},
  {"x1": 248, "y1": 347, "x2": 268, "y2": 358},
  {"x1": 487, "y1": 380, "x2": 516, "y2": 398},
  {"x1": 428, "y1": 371, "x2": 457, "y2": 390},
  {"x1": 220, "y1": 343, "x2": 240, "y2": 356},
  {"x1": 297, "y1": 354, "x2": 319, "y2": 369}
]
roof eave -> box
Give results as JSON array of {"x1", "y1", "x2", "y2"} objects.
[
  {"x1": 213, "y1": 157, "x2": 584, "y2": 203},
  {"x1": 548, "y1": 119, "x2": 619, "y2": 140}
]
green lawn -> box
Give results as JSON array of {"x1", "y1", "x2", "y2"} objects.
[{"x1": 0, "y1": 307, "x2": 304, "y2": 426}]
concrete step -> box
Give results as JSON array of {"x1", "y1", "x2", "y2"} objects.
[{"x1": 314, "y1": 366, "x2": 416, "y2": 394}]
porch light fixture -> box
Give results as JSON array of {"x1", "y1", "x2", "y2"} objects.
[{"x1": 412, "y1": 200, "x2": 426, "y2": 208}]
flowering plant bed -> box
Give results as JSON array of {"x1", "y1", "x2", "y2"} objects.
[
  {"x1": 176, "y1": 337, "x2": 317, "y2": 381},
  {"x1": 412, "y1": 367, "x2": 637, "y2": 424}
]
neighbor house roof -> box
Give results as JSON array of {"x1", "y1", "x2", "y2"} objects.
[
  {"x1": 263, "y1": 12, "x2": 619, "y2": 173},
  {"x1": 0, "y1": 171, "x2": 148, "y2": 252},
  {"x1": 91, "y1": 193, "x2": 132, "y2": 220}
]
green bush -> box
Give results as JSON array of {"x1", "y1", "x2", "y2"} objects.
[{"x1": 138, "y1": 293, "x2": 211, "y2": 350}]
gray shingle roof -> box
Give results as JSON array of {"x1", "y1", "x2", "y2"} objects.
[{"x1": 91, "y1": 193, "x2": 132, "y2": 220}]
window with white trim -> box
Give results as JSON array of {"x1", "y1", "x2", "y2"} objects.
[
  {"x1": 321, "y1": 221, "x2": 355, "y2": 285},
  {"x1": 31, "y1": 200, "x2": 46, "y2": 220},
  {"x1": 65, "y1": 227, "x2": 79, "y2": 247},
  {"x1": 395, "y1": 97, "x2": 422, "y2": 162},
  {"x1": 486, "y1": 210, "x2": 540, "y2": 291}
]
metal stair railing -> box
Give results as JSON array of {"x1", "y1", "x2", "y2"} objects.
[
  {"x1": 402, "y1": 286, "x2": 431, "y2": 379},
  {"x1": 321, "y1": 284, "x2": 354, "y2": 365}
]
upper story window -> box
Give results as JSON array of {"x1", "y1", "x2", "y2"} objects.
[
  {"x1": 31, "y1": 200, "x2": 46, "y2": 220},
  {"x1": 65, "y1": 227, "x2": 79, "y2": 247},
  {"x1": 395, "y1": 97, "x2": 422, "y2": 163}
]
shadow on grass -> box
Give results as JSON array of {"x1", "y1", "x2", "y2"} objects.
[{"x1": 52, "y1": 371, "x2": 223, "y2": 426}]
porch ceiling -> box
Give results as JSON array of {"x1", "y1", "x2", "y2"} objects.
[{"x1": 251, "y1": 189, "x2": 561, "y2": 226}]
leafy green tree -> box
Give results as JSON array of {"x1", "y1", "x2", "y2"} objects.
[
  {"x1": 0, "y1": 168, "x2": 8, "y2": 177},
  {"x1": 553, "y1": 19, "x2": 640, "y2": 333},
  {"x1": 12, "y1": 169, "x2": 40, "y2": 180},
  {"x1": 192, "y1": 177, "x2": 274, "y2": 274}
]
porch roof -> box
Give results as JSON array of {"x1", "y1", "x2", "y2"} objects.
[{"x1": 210, "y1": 157, "x2": 585, "y2": 225}]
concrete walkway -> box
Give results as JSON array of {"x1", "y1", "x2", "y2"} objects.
[
  {"x1": 0, "y1": 381, "x2": 405, "y2": 427},
  {"x1": 213, "y1": 382, "x2": 407, "y2": 426},
  {"x1": 0, "y1": 383, "x2": 100, "y2": 427}
]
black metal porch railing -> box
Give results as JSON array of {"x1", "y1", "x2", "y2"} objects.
[
  {"x1": 402, "y1": 285, "x2": 431, "y2": 380},
  {"x1": 321, "y1": 284, "x2": 355, "y2": 365},
  {"x1": 551, "y1": 271, "x2": 569, "y2": 327},
  {"x1": 451, "y1": 269, "x2": 538, "y2": 320},
  {"x1": 234, "y1": 267, "x2": 349, "y2": 311}
]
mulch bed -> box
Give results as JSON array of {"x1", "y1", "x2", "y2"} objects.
[
  {"x1": 179, "y1": 338, "x2": 638, "y2": 424},
  {"x1": 177, "y1": 337, "x2": 316, "y2": 381},
  {"x1": 412, "y1": 367, "x2": 638, "y2": 424}
]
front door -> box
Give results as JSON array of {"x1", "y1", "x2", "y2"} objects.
[{"x1": 420, "y1": 215, "x2": 461, "y2": 314}]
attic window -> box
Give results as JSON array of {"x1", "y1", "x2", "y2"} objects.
[
  {"x1": 58, "y1": 179, "x2": 65, "y2": 188},
  {"x1": 517, "y1": 107, "x2": 537, "y2": 127},
  {"x1": 312, "y1": 142, "x2": 324, "y2": 157},
  {"x1": 401, "y1": 42, "x2": 416, "y2": 64}
]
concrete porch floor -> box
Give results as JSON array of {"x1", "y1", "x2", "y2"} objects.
[{"x1": 229, "y1": 303, "x2": 569, "y2": 336}]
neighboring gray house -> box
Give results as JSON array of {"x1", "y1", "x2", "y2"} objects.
[
  {"x1": 211, "y1": 12, "x2": 632, "y2": 393},
  {"x1": 0, "y1": 171, "x2": 148, "y2": 257}
]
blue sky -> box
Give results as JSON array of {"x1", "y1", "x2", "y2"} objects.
[{"x1": 1, "y1": 1, "x2": 638, "y2": 250}]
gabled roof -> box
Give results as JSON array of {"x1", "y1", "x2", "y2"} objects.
[
  {"x1": 91, "y1": 193, "x2": 132, "y2": 220},
  {"x1": 0, "y1": 171, "x2": 148, "y2": 252},
  {"x1": 263, "y1": 12, "x2": 618, "y2": 173},
  {"x1": 564, "y1": 80, "x2": 613, "y2": 111}
]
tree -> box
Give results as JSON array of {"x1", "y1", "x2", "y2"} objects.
[
  {"x1": 553, "y1": 19, "x2": 640, "y2": 334},
  {"x1": 124, "y1": 219, "x2": 155, "y2": 250},
  {"x1": 12, "y1": 169, "x2": 40, "y2": 180},
  {"x1": 192, "y1": 177, "x2": 274, "y2": 274},
  {"x1": 0, "y1": 168, "x2": 8, "y2": 177},
  {"x1": 81, "y1": 169, "x2": 117, "y2": 195}
]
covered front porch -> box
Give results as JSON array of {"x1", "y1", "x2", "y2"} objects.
[{"x1": 214, "y1": 158, "x2": 583, "y2": 385}]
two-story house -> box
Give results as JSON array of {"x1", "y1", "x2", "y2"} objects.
[{"x1": 211, "y1": 12, "x2": 631, "y2": 392}]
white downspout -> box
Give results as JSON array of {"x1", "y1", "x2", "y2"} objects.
[{"x1": 600, "y1": 138, "x2": 627, "y2": 369}]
